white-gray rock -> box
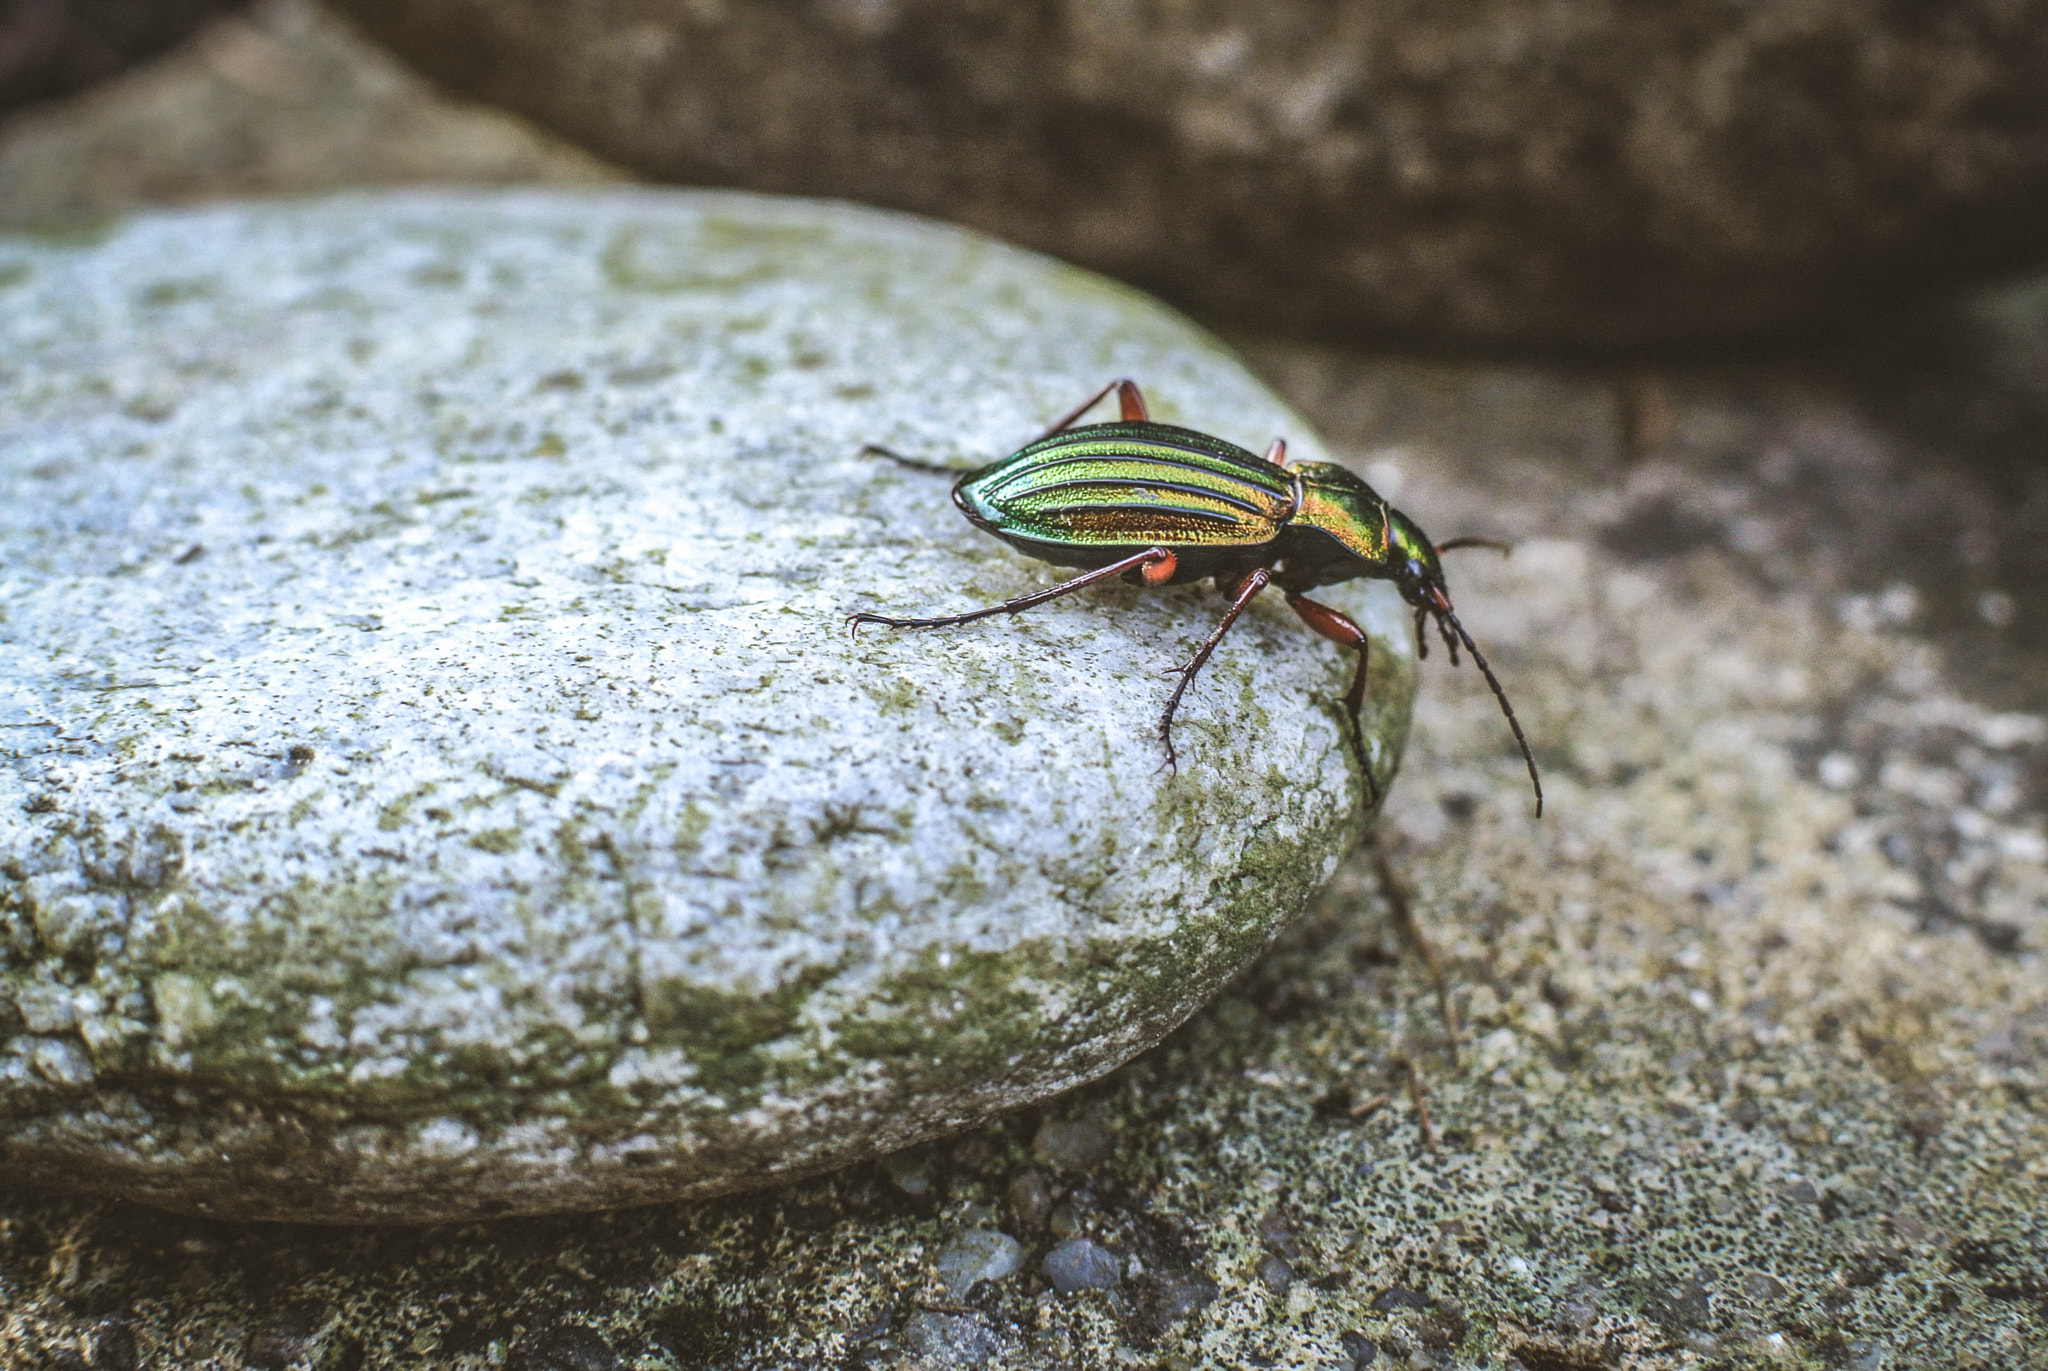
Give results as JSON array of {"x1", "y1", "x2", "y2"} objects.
[
  {"x1": 0, "y1": 189, "x2": 1414, "y2": 1220},
  {"x1": 934, "y1": 1227, "x2": 1023, "y2": 1297}
]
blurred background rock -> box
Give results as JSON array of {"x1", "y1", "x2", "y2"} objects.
[
  {"x1": 0, "y1": 0, "x2": 246, "y2": 108},
  {"x1": 329, "y1": 0, "x2": 2048, "y2": 347},
  {"x1": 0, "y1": 0, "x2": 615, "y2": 219},
  {"x1": 12, "y1": 0, "x2": 2048, "y2": 347}
]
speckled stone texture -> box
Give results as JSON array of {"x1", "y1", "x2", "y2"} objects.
[
  {"x1": 328, "y1": 0, "x2": 2048, "y2": 347},
  {"x1": 0, "y1": 190, "x2": 1412, "y2": 1222}
]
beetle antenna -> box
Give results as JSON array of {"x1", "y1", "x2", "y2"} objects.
[
  {"x1": 1436, "y1": 536, "x2": 1511, "y2": 557},
  {"x1": 1439, "y1": 609, "x2": 1543, "y2": 818}
]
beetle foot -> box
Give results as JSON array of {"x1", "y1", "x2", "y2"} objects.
[
  {"x1": 1153, "y1": 719, "x2": 1182, "y2": 775},
  {"x1": 845, "y1": 611, "x2": 910, "y2": 636}
]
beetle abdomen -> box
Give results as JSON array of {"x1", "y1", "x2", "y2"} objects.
[{"x1": 955, "y1": 423, "x2": 1291, "y2": 563}]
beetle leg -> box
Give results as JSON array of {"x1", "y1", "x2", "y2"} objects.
[
  {"x1": 1286, "y1": 594, "x2": 1381, "y2": 808},
  {"x1": 1413, "y1": 606, "x2": 1430, "y2": 660},
  {"x1": 1156, "y1": 567, "x2": 1272, "y2": 773},
  {"x1": 1263, "y1": 437, "x2": 1287, "y2": 465},
  {"x1": 1030, "y1": 378, "x2": 1149, "y2": 443},
  {"x1": 847, "y1": 546, "x2": 1174, "y2": 634}
]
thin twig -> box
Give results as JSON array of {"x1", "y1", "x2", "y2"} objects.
[
  {"x1": 1346, "y1": 1091, "x2": 1392, "y2": 1120},
  {"x1": 1401, "y1": 1057, "x2": 1438, "y2": 1153},
  {"x1": 1373, "y1": 846, "x2": 1461, "y2": 1064},
  {"x1": 1620, "y1": 368, "x2": 1673, "y2": 462}
]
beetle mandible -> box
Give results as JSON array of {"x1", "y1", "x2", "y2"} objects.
[{"x1": 846, "y1": 379, "x2": 1542, "y2": 816}]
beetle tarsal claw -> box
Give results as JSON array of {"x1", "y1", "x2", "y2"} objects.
[{"x1": 1151, "y1": 708, "x2": 1185, "y2": 772}]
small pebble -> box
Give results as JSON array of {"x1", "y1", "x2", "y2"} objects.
[
  {"x1": 1042, "y1": 1238, "x2": 1120, "y2": 1293},
  {"x1": 93, "y1": 1324, "x2": 139, "y2": 1371},
  {"x1": 1415, "y1": 1303, "x2": 1466, "y2": 1347},
  {"x1": 1006, "y1": 1169, "x2": 1052, "y2": 1231},
  {"x1": 1132, "y1": 1270, "x2": 1220, "y2": 1336},
  {"x1": 1339, "y1": 1330, "x2": 1378, "y2": 1367},
  {"x1": 1032, "y1": 1117, "x2": 1114, "y2": 1172},
  {"x1": 880, "y1": 1151, "x2": 935, "y2": 1200},
  {"x1": 1741, "y1": 1272, "x2": 1787, "y2": 1302},
  {"x1": 1658, "y1": 1275, "x2": 1712, "y2": 1327},
  {"x1": 901, "y1": 1312, "x2": 1003, "y2": 1366},
  {"x1": 1257, "y1": 1253, "x2": 1293, "y2": 1295},
  {"x1": 1256, "y1": 1207, "x2": 1302, "y2": 1261},
  {"x1": 933, "y1": 1229, "x2": 1023, "y2": 1298}
]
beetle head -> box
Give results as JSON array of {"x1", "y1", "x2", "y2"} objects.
[{"x1": 1384, "y1": 505, "x2": 1450, "y2": 612}]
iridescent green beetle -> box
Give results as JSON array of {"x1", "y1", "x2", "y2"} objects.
[{"x1": 848, "y1": 379, "x2": 1541, "y2": 814}]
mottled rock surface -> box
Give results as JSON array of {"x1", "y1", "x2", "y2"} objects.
[
  {"x1": 330, "y1": 0, "x2": 2048, "y2": 347},
  {"x1": 0, "y1": 190, "x2": 1410, "y2": 1221}
]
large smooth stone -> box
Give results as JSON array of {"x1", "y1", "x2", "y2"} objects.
[
  {"x1": 332, "y1": 0, "x2": 2048, "y2": 348},
  {"x1": 0, "y1": 189, "x2": 1413, "y2": 1221}
]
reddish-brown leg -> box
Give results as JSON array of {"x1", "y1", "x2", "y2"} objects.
[
  {"x1": 862, "y1": 379, "x2": 1150, "y2": 472},
  {"x1": 1287, "y1": 593, "x2": 1382, "y2": 806},
  {"x1": 1263, "y1": 437, "x2": 1287, "y2": 465},
  {"x1": 1156, "y1": 567, "x2": 1272, "y2": 771},
  {"x1": 1030, "y1": 378, "x2": 1149, "y2": 443},
  {"x1": 847, "y1": 547, "x2": 1175, "y2": 634}
]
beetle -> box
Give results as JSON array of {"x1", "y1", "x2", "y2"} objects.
[{"x1": 846, "y1": 379, "x2": 1541, "y2": 815}]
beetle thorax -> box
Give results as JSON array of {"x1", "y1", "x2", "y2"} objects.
[{"x1": 1275, "y1": 462, "x2": 1405, "y2": 589}]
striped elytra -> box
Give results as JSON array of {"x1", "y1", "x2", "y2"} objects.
[{"x1": 953, "y1": 422, "x2": 1295, "y2": 579}]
